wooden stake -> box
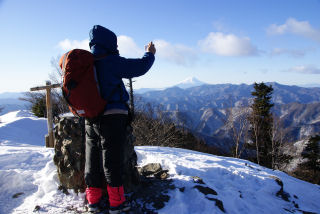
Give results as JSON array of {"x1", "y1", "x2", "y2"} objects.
[
  {"x1": 129, "y1": 78, "x2": 134, "y2": 117},
  {"x1": 30, "y1": 81, "x2": 60, "y2": 148}
]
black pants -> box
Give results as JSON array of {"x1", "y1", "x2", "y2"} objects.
[{"x1": 84, "y1": 114, "x2": 128, "y2": 187}]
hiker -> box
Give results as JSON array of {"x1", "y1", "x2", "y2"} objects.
[{"x1": 84, "y1": 25, "x2": 156, "y2": 213}]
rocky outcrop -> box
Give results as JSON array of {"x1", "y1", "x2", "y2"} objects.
[{"x1": 53, "y1": 117, "x2": 86, "y2": 193}]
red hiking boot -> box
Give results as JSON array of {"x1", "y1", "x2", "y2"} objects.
[
  {"x1": 86, "y1": 187, "x2": 103, "y2": 213},
  {"x1": 107, "y1": 185, "x2": 131, "y2": 214}
]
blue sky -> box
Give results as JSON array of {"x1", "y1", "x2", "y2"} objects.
[{"x1": 0, "y1": 0, "x2": 320, "y2": 93}]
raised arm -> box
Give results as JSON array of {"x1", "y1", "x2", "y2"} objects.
[{"x1": 116, "y1": 42, "x2": 156, "y2": 79}]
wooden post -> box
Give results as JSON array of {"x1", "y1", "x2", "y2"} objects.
[
  {"x1": 129, "y1": 78, "x2": 134, "y2": 117},
  {"x1": 30, "y1": 81, "x2": 60, "y2": 148},
  {"x1": 45, "y1": 81, "x2": 54, "y2": 148}
]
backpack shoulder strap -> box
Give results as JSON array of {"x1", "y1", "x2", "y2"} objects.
[{"x1": 61, "y1": 51, "x2": 70, "y2": 74}]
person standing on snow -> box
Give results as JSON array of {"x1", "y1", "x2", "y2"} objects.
[{"x1": 85, "y1": 25, "x2": 156, "y2": 213}]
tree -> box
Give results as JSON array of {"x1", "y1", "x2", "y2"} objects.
[
  {"x1": 175, "y1": 110, "x2": 193, "y2": 132},
  {"x1": 49, "y1": 55, "x2": 69, "y2": 115},
  {"x1": 132, "y1": 102, "x2": 221, "y2": 155},
  {"x1": 20, "y1": 92, "x2": 46, "y2": 117},
  {"x1": 225, "y1": 105, "x2": 250, "y2": 158},
  {"x1": 301, "y1": 135, "x2": 320, "y2": 175},
  {"x1": 49, "y1": 55, "x2": 63, "y2": 84},
  {"x1": 293, "y1": 135, "x2": 320, "y2": 184},
  {"x1": 20, "y1": 91, "x2": 68, "y2": 118},
  {"x1": 269, "y1": 115, "x2": 292, "y2": 170},
  {"x1": 249, "y1": 82, "x2": 274, "y2": 168}
]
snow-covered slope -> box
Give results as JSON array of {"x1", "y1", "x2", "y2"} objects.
[
  {"x1": 0, "y1": 111, "x2": 47, "y2": 146},
  {"x1": 0, "y1": 111, "x2": 319, "y2": 214},
  {"x1": 0, "y1": 92, "x2": 27, "y2": 116}
]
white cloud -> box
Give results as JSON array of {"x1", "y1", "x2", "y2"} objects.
[
  {"x1": 286, "y1": 65, "x2": 320, "y2": 74},
  {"x1": 117, "y1": 35, "x2": 143, "y2": 57},
  {"x1": 56, "y1": 37, "x2": 197, "y2": 66},
  {"x1": 154, "y1": 39, "x2": 197, "y2": 65},
  {"x1": 58, "y1": 35, "x2": 143, "y2": 57},
  {"x1": 198, "y1": 32, "x2": 258, "y2": 56},
  {"x1": 57, "y1": 36, "x2": 144, "y2": 57},
  {"x1": 57, "y1": 39, "x2": 90, "y2": 51},
  {"x1": 271, "y1": 48, "x2": 307, "y2": 58},
  {"x1": 267, "y1": 18, "x2": 320, "y2": 42}
]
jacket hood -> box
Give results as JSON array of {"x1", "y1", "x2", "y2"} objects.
[{"x1": 89, "y1": 25, "x2": 119, "y2": 55}]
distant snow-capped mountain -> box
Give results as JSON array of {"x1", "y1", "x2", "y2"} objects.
[
  {"x1": 135, "y1": 87, "x2": 166, "y2": 94},
  {"x1": 175, "y1": 77, "x2": 206, "y2": 89},
  {"x1": 135, "y1": 77, "x2": 206, "y2": 94},
  {"x1": 0, "y1": 92, "x2": 28, "y2": 115},
  {"x1": 0, "y1": 92, "x2": 24, "y2": 99},
  {"x1": 297, "y1": 83, "x2": 320, "y2": 88}
]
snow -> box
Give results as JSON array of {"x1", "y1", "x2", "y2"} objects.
[
  {"x1": 1, "y1": 110, "x2": 320, "y2": 214},
  {"x1": 175, "y1": 77, "x2": 206, "y2": 89},
  {"x1": 0, "y1": 110, "x2": 48, "y2": 146},
  {"x1": 137, "y1": 147, "x2": 320, "y2": 213}
]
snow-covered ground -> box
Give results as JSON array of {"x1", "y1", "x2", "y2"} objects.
[{"x1": 0, "y1": 111, "x2": 320, "y2": 214}]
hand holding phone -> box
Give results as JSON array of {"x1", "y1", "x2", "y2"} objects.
[{"x1": 145, "y1": 41, "x2": 156, "y2": 55}]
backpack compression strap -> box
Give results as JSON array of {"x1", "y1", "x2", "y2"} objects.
[{"x1": 61, "y1": 51, "x2": 70, "y2": 75}]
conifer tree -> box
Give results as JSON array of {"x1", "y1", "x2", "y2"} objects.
[
  {"x1": 301, "y1": 135, "x2": 320, "y2": 175},
  {"x1": 249, "y1": 82, "x2": 274, "y2": 168},
  {"x1": 20, "y1": 92, "x2": 67, "y2": 118}
]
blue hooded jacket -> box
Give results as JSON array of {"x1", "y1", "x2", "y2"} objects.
[{"x1": 89, "y1": 25, "x2": 155, "y2": 111}]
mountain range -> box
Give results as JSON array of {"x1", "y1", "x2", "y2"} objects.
[
  {"x1": 137, "y1": 82, "x2": 320, "y2": 152},
  {"x1": 1, "y1": 80, "x2": 320, "y2": 152},
  {"x1": 0, "y1": 92, "x2": 27, "y2": 115},
  {"x1": 135, "y1": 77, "x2": 206, "y2": 94}
]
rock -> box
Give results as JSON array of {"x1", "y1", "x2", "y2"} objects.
[
  {"x1": 129, "y1": 176, "x2": 175, "y2": 212},
  {"x1": 122, "y1": 124, "x2": 141, "y2": 193},
  {"x1": 269, "y1": 176, "x2": 290, "y2": 202},
  {"x1": 179, "y1": 187, "x2": 185, "y2": 192},
  {"x1": 192, "y1": 176, "x2": 205, "y2": 184},
  {"x1": 12, "y1": 192, "x2": 24, "y2": 199},
  {"x1": 53, "y1": 117, "x2": 86, "y2": 193},
  {"x1": 33, "y1": 205, "x2": 41, "y2": 212},
  {"x1": 141, "y1": 163, "x2": 162, "y2": 176},
  {"x1": 206, "y1": 197, "x2": 225, "y2": 213},
  {"x1": 154, "y1": 170, "x2": 169, "y2": 180},
  {"x1": 193, "y1": 185, "x2": 218, "y2": 196}
]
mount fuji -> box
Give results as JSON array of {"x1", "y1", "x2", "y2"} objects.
[
  {"x1": 135, "y1": 77, "x2": 206, "y2": 94},
  {"x1": 175, "y1": 77, "x2": 206, "y2": 89}
]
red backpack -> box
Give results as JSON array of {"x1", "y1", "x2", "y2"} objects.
[{"x1": 59, "y1": 49, "x2": 107, "y2": 118}]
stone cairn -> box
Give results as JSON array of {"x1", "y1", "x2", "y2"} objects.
[{"x1": 53, "y1": 116, "x2": 86, "y2": 193}]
